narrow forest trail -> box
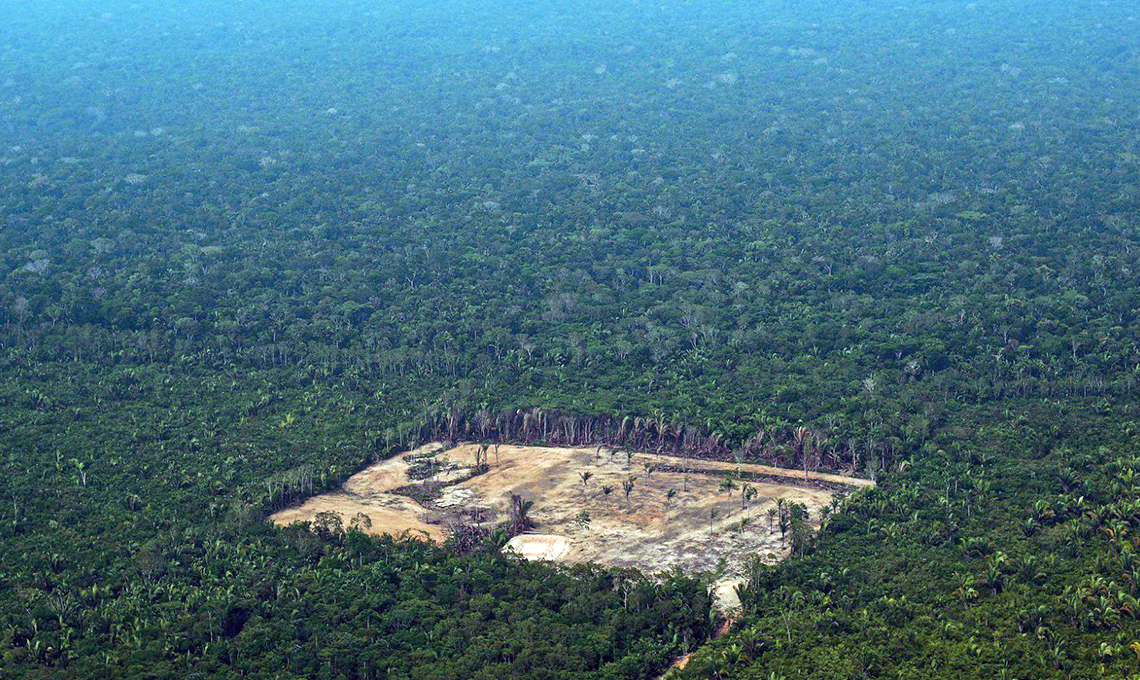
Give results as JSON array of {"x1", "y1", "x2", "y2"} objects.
[{"x1": 661, "y1": 612, "x2": 741, "y2": 677}]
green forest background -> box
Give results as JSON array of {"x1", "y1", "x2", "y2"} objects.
[{"x1": 3, "y1": 0, "x2": 1140, "y2": 677}]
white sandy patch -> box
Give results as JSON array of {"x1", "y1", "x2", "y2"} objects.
[{"x1": 505, "y1": 533, "x2": 572, "y2": 561}]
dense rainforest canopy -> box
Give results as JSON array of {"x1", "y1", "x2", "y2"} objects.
[{"x1": 2, "y1": 0, "x2": 1140, "y2": 677}]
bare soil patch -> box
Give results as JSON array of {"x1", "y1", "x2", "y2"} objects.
[{"x1": 270, "y1": 443, "x2": 869, "y2": 609}]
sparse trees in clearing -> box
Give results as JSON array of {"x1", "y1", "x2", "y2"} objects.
[
  {"x1": 475, "y1": 442, "x2": 490, "y2": 467},
  {"x1": 623, "y1": 476, "x2": 635, "y2": 501},
  {"x1": 741, "y1": 483, "x2": 756, "y2": 509},
  {"x1": 643, "y1": 462, "x2": 655, "y2": 478},
  {"x1": 793, "y1": 425, "x2": 814, "y2": 481},
  {"x1": 402, "y1": 410, "x2": 871, "y2": 474},
  {"x1": 719, "y1": 477, "x2": 736, "y2": 496},
  {"x1": 666, "y1": 488, "x2": 677, "y2": 504},
  {"x1": 768, "y1": 507, "x2": 777, "y2": 531},
  {"x1": 508, "y1": 493, "x2": 534, "y2": 534},
  {"x1": 576, "y1": 509, "x2": 591, "y2": 530},
  {"x1": 580, "y1": 471, "x2": 593, "y2": 487},
  {"x1": 709, "y1": 508, "x2": 719, "y2": 533},
  {"x1": 350, "y1": 512, "x2": 372, "y2": 531},
  {"x1": 602, "y1": 485, "x2": 614, "y2": 498}
]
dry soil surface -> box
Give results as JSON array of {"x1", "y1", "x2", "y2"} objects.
[{"x1": 270, "y1": 443, "x2": 870, "y2": 609}]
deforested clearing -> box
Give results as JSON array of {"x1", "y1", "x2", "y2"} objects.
[{"x1": 271, "y1": 442, "x2": 870, "y2": 607}]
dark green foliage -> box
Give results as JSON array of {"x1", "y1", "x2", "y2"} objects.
[
  {"x1": 3, "y1": 0, "x2": 1140, "y2": 677},
  {"x1": 680, "y1": 409, "x2": 1140, "y2": 679}
]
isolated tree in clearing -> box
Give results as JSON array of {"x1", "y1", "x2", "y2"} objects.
[
  {"x1": 741, "y1": 483, "x2": 756, "y2": 509},
  {"x1": 509, "y1": 493, "x2": 534, "y2": 534}
]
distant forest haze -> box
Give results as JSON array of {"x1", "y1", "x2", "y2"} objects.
[{"x1": 3, "y1": 1, "x2": 1140, "y2": 678}]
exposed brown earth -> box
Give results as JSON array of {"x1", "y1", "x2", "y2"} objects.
[{"x1": 270, "y1": 443, "x2": 871, "y2": 610}]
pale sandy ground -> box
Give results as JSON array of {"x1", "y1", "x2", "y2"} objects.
[
  {"x1": 269, "y1": 442, "x2": 448, "y2": 540},
  {"x1": 270, "y1": 443, "x2": 871, "y2": 610}
]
